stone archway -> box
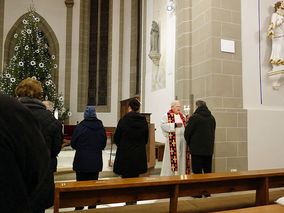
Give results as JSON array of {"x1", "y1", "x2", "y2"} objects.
[{"x1": 3, "y1": 11, "x2": 60, "y2": 89}]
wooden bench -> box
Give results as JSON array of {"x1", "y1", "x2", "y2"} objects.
[
  {"x1": 62, "y1": 190, "x2": 284, "y2": 213},
  {"x1": 54, "y1": 168, "x2": 284, "y2": 213},
  {"x1": 212, "y1": 204, "x2": 284, "y2": 213}
]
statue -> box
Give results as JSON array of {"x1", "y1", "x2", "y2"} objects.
[
  {"x1": 268, "y1": 1, "x2": 284, "y2": 89},
  {"x1": 150, "y1": 21, "x2": 159, "y2": 53},
  {"x1": 149, "y1": 21, "x2": 161, "y2": 66}
]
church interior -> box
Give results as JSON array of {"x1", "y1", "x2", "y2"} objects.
[{"x1": 1, "y1": 0, "x2": 284, "y2": 212}]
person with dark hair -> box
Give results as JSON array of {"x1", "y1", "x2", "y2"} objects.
[
  {"x1": 184, "y1": 100, "x2": 216, "y2": 175},
  {"x1": 113, "y1": 99, "x2": 148, "y2": 204},
  {"x1": 0, "y1": 93, "x2": 49, "y2": 213},
  {"x1": 15, "y1": 78, "x2": 63, "y2": 213},
  {"x1": 71, "y1": 106, "x2": 107, "y2": 210}
]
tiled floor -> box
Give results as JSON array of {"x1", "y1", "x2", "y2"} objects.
[{"x1": 57, "y1": 146, "x2": 162, "y2": 174}]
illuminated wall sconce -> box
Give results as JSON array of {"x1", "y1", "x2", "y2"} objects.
[{"x1": 167, "y1": 0, "x2": 175, "y2": 14}]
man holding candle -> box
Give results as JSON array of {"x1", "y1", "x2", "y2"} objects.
[{"x1": 160, "y1": 100, "x2": 191, "y2": 176}]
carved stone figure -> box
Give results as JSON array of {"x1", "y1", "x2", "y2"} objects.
[
  {"x1": 268, "y1": 1, "x2": 284, "y2": 89},
  {"x1": 149, "y1": 21, "x2": 161, "y2": 66},
  {"x1": 150, "y1": 21, "x2": 159, "y2": 53}
]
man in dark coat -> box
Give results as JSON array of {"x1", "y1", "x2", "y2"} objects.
[
  {"x1": 0, "y1": 93, "x2": 49, "y2": 213},
  {"x1": 71, "y1": 106, "x2": 106, "y2": 210},
  {"x1": 15, "y1": 78, "x2": 63, "y2": 213},
  {"x1": 113, "y1": 99, "x2": 149, "y2": 179},
  {"x1": 184, "y1": 100, "x2": 216, "y2": 175}
]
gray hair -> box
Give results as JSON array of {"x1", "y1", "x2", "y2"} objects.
[
  {"x1": 42, "y1": 100, "x2": 54, "y2": 111},
  {"x1": 171, "y1": 100, "x2": 180, "y2": 108}
]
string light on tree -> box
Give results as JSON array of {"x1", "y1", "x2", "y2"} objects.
[{"x1": 0, "y1": 9, "x2": 70, "y2": 122}]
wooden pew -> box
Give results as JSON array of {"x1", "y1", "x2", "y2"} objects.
[
  {"x1": 54, "y1": 169, "x2": 284, "y2": 213},
  {"x1": 212, "y1": 204, "x2": 284, "y2": 213}
]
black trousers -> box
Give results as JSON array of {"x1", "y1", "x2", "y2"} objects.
[
  {"x1": 75, "y1": 172, "x2": 99, "y2": 210},
  {"x1": 191, "y1": 154, "x2": 212, "y2": 174}
]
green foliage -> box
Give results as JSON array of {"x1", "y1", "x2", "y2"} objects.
[{"x1": 0, "y1": 10, "x2": 69, "y2": 122}]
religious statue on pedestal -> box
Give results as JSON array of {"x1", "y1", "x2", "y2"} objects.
[
  {"x1": 149, "y1": 21, "x2": 161, "y2": 66},
  {"x1": 150, "y1": 21, "x2": 159, "y2": 53},
  {"x1": 268, "y1": 1, "x2": 284, "y2": 89}
]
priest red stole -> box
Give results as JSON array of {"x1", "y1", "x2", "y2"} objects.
[{"x1": 167, "y1": 110, "x2": 191, "y2": 174}]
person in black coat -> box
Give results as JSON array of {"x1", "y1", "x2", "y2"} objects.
[
  {"x1": 15, "y1": 78, "x2": 63, "y2": 213},
  {"x1": 0, "y1": 93, "x2": 49, "y2": 213},
  {"x1": 184, "y1": 100, "x2": 216, "y2": 175},
  {"x1": 113, "y1": 99, "x2": 149, "y2": 179},
  {"x1": 71, "y1": 106, "x2": 107, "y2": 210}
]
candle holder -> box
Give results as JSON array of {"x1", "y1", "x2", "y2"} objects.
[{"x1": 183, "y1": 105, "x2": 190, "y2": 116}]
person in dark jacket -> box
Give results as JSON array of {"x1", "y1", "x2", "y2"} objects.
[
  {"x1": 15, "y1": 78, "x2": 63, "y2": 213},
  {"x1": 0, "y1": 93, "x2": 49, "y2": 213},
  {"x1": 184, "y1": 100, "x2": 216, "y2": 175},
  {"x1": 71, "y1": 106, "x2": 107, "y2": 210},
  {"x1": 113, "y1": 99, "x2": 149, "y2": 180}
]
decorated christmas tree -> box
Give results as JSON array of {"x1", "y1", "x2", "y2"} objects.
[{"x1": 0, "y1": 9, "x2": 70, "y2": 122}]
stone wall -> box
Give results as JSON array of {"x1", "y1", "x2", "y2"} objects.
[{"x1": 176, "y1": 0, "x2": 247, "y2": 172}]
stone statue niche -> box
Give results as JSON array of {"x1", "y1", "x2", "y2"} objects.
[
  {"x1": 268, "y1": 1, "x2": 284, "y2": 90},
  {"x1": 149, "y1": 21, "x2": 161, "y2": 66}
]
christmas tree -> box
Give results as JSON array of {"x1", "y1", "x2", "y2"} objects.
[{"x1": 0, "y1": 9, "x2": 70, "y2": 122}]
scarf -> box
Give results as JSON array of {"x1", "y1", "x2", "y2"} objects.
[{"x1": 167, "y1": 109, "x2": 191, "y2": 174}]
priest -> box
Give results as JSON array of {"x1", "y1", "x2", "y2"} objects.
[{"x1": 160, "y1": 100, "x2": 190, "y2": 176}]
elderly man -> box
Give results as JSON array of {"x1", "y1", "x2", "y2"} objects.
[{"x1": 160, "y1": 100, "x2": 190, "y2": 176}]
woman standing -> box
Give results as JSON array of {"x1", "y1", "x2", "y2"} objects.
[
  {"x1": 71, "y1": 106, "x2": 106, "y2": 210},
  {"x1": 113, "y1": 99, "x2": 149, "y2": 180},
  {"x1": 15, "y1": 78, "x2": 63, "y2": 213}
]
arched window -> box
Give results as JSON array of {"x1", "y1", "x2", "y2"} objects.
[{"x1": 78, "y1": 0, "x2": 112, "y2": 112}]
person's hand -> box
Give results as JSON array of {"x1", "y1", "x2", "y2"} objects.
[
  {"x1": 186, "y1": 115, "x2": 190, "y2": 122},
  {"x1": 176, "y1": 123, "x2": 183, "y2": 128},
  {"x1": 61, "y1": 139, "x2": 70, "y2": 149}
]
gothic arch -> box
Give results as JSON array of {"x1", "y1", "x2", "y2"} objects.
[{"x1": 3, "y1": 12, "x2": 60, "y2": 89}]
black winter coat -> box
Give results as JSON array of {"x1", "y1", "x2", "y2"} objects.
[
  {"x1": 0, "y1": 94, "x2": 49, "y2": 213},
  {"x1": 19, "y1": 97, "x2": 63, "y2": 172},
  {"x1": 19, "y1": 97, "x2": 63, "y2": 211},
  {"x1": 184, "y1": 106, "x2": 216, "y2": 156},
  {"x1": 113, "y1": 112, "x2": 149, "y2": 176},
  {"x1": 71, "y1": 118, "x2": 107, "y2": 173}
]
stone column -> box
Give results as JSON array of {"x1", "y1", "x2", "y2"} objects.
[
  {"x1": 176, "y1": 0, "x2": 247, "y2": 172},
  {"x1": 0, "y1": 0, "x2": 4, "y2": 73},
  {"x1": 175, "y1": 0, "x2": 192, "y2": 108},
  {"x1": 64, "y1": 0, "x2": 74, "y2": 120}
]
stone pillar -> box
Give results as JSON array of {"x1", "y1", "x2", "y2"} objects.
[
  {"x1": 0, "y1": 0, "x2": 4, "y2": 73},
  {"x1": 176, "y1": 0, "x2": 247, "y2": 172},
  {"x1": 64, "y1": 0, "x2": 74, "y2": 122},
  {"x1": 175, "y1": 0, "x2": 192, "y2": 107}
]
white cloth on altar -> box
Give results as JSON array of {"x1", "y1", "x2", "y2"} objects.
[{"x1": 160, "y1": 113, "x2": 187, "y2": 176}]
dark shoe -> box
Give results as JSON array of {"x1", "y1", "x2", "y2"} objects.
[
  {"x1": 88, "y1": 205, "x2": 96, "y2": 209},
  {"x1": 192, "y1": 195, "x2": 202, "y2": 199},
  {"x1": 125, "y1": 201, "x2": 137, "y2": 205},
  {"x1": 75, "y1": 206, "x2": 84, "y2": 210},
  {"x1": 204, "y1": 194, "x2": 211, "y2": 198}
]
